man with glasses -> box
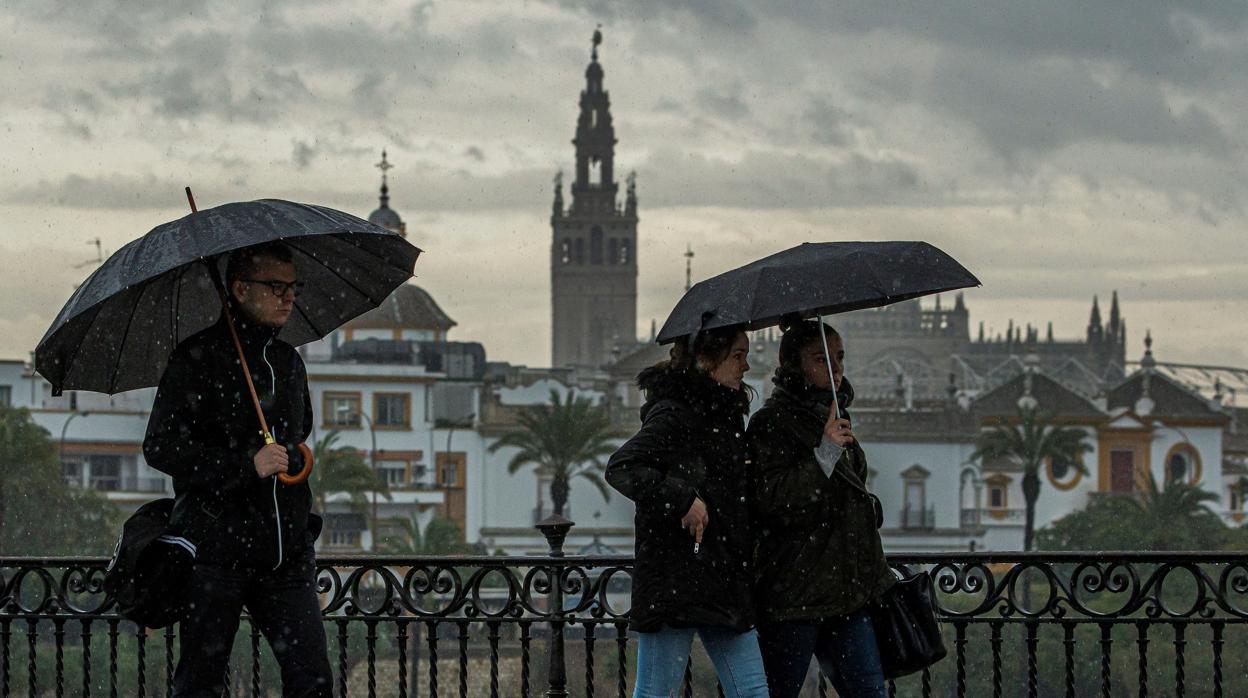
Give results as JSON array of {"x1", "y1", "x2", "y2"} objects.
[{"x1": 144, "y1": 241, "x2": 332, "y2": 696}]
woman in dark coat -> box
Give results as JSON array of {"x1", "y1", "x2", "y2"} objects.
[
  {"x1": 606, "y1": 325, "x2": 769, "y2": 698},
  {"x1": 747, "y1": 319, "x2": 895, "y2": 698}
]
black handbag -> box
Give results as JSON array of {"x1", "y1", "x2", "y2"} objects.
[
  {"x1": 103, "y1": 495, "x2": 219, "y2": 628},
  {"x1": 869, "y1": 571, "x2": 948, "y2": 679}
]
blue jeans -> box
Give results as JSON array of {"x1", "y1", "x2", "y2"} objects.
[
  {"x1": 633, "y1": 626, "x2": 769, "y2": 698},
  {"x1": 757, "y1": 610, "x2": 887, "y2": 698}
]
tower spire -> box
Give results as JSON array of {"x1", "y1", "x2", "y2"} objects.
[
  {"x1": 684, "y1": 244, "x2": 695, "y2": 292},
  {"x1": 375, "y1": 149, "x2": 393, "y2": 210},
  {"x1": 1087, "y1": 295, "x2": 1103, "y2": 343}
]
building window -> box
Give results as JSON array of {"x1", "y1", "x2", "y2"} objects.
[
  {"x1": 1047, "y1": 453, "x2": 1084, "y2": 491},
  {"x1": 574, "y1": 238, "x2": 585, "y2": 265},
  {"x1": 62, "y1": 457, "x2": 83, "y2": 488},
  {"x1": 377, "y1": 459, "x2": 409, "y2": 488},
  {"x1": 560, "y1": 239, "x2": 571, "y2": 264},
  {"x1": 89, "y1": 455, "x2": 122, "y2": 491},
  {"x1": 329, "y1": 529, "x2": 361, "y2": 548},
  {"x1": 1164, "y1": 443, "x2": 1202, "y2": 486},
  {"x1": 984, "y1": 474, "x2": 1012, "y2": 519},
  {"x1": 437, "y1": 452, "x2": 465, "y2": 488},
  {"x1": 619, "y1": 239, "x2": 631, "y2": 265},
  {"x1": 608, "y1": 238, "x2": 619, "y2": 266},
  {"x1": 0, "y1": 385, "x2": 11, "y2": 407},
  {"x1": 374, "y1": 393, "x2": 410, "y2": 428},
  {"x1": 324, "y1": 392, "x2": 362, "y2": 427},
  {"x1": 590, "y1": 227, "x2": 604, "y2": 265}
]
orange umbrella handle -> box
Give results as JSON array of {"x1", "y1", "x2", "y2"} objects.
[{"x1": 278, "y1": 443, "x2": 314, "y2": 485}]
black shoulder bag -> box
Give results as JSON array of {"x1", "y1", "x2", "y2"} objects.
[{"x1": 835, "y1": 465, "x2": 948, "y2": 679}]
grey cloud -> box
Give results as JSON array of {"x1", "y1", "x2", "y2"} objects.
[
  {"x1": 639, "y1": 148, "x2": 933, "y2": 209},
  {"x1": 804, "y1": 97, "x2": 854, "y2": 147},
  {"x1": 293, "y1": 140, "x2": 316, "y2": 170},
  {"x1": 464, "y1": 146, "x2": 486, "y2": 162},
  {"x1": 695, "y1": 84, "x2": 750, "y2": 120},
  {"x1": 5, "y1": 173, "x2": 188, "y2": 210},
  {"x1": 924, "y1": 52, "x2": 1234, "y2": 160},
  {"x1": 546, "y1": 0, "x2": 758, "y2": 32}
]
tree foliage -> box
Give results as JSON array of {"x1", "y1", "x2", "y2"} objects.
[
  {"x1": 308, "y1": 430, "x2": 389, "y2": 514},
  {"x1": 378, "y1": 514, "x2": 476, "y2": 556},
  {"x1": 0, "y1": 405, "x2": 120, "y2": 555},
  {"x1": 488, "y1": 390, "x2": 619, "y2": 516},
  {"x1": 972, "y1": 406, "x2": 1092, "y2": 551},
  {"x1": 1038, "y1": 471, "x2": 1228, "y2": 551}
]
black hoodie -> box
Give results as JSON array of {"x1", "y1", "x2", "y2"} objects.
[
  {"x1": 605, "y1": 364, "x2": 755, "y2": 633},
  {"x1": 143, "y1": 307, "x2": 317, "y2": 570}
]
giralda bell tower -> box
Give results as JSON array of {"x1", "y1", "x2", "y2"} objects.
[{"x1": 550, "y1": 28, "x2": 639, "y2": 369}]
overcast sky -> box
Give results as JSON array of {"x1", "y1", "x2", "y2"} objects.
[{"x1": 2, "y1": 1, "x2": 1246, "y2": 372}]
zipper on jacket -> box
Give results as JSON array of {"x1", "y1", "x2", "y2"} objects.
[{"x1": 262, "y1": 339, "x2": 283, "y2": 570}]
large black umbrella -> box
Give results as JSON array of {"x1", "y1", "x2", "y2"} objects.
[
  {"x1": 655, "y1": 240, "x2": 979, "y2": 419},
  {"x1": 656, "y1": 241, "x2": 979, "y2": 342},
  {"x1": 36, "y1": 198, "x2": 421, "y2": 396}
]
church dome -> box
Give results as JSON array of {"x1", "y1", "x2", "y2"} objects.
[
  {"x1": 368, "y1": 205, "x2": 403, "y2": 231},
  {"x1": 345, "y1": 284, "x2": 456, "y2": 332}
]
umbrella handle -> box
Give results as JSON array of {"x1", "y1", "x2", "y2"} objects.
[{"x1": 278, "y1": 442, "x2": 314, "y2": 485}]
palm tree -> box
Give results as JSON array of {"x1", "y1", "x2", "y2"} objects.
[
  {"x1": 308, "y1": 430, "x2": 389, "y2": 517},
  {"x1": 488, "y1": 389, "x2": 618, "y2": 518},
  {"x1": 379, "y1": 513, "x2": 475, "y2": 555},
  {"x1": 1131, "y1": 471, "x2": 1223, "y2": 550},
  {"x1": 972, "y1": 406, "x2": 1092, "y2": 551}
]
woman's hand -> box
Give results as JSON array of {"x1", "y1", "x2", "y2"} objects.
[
  {"x1": 681, "y1": 497, "x2": 709, "y2": 545},
  {"x1": 823, "y1": 416, "x2": 855, "y2": 447}
]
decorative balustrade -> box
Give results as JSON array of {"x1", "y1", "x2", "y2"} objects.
[{"x1": 4, "y1": 523, "x2": 1248, "y2": 697}]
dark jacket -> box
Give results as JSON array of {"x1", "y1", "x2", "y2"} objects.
[
  {"x1": 143, "y1": 308, "x2": 318, "y2": 570},
  {"x1": 747, "y1": 371, "x2": 895, "y2": 623},
  {"x1": 606, "y1": 365, "x2": 754, "y2": 633}
]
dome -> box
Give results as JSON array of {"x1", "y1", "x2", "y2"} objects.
[
  {"x1": 346, "y1": 284, "x2": 456, "y2": 332},
  {"x1": 368, "y1": 205, "x2": 403, "y2": 231}
]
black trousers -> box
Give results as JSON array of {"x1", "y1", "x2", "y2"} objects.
[{"x1": 173, "y1": 549, "x2": 332, "y2": 697}]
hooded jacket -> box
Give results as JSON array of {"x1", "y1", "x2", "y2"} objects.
[
  {"x1": 143, "y1": 307, "x2": 318, "y2": 570},
  {"x1": 605, "y1": 364, "x2": 755, "y2": 633},
  {"x1": 747, "y1": 370, "x2": 895, "y2": 622}
]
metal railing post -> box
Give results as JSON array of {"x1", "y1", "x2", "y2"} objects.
[{"x1": 536, "y1": 513, "x2": 574, "y2": 698}]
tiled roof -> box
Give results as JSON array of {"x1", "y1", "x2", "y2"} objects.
[
  {"x1": 346, "y1": 284, "x2": 456, "y2": 331},
  {"x1": 972, "y1": 371, "x2": 1106, "y2": 419},
  {"x1": 1106, "y1": 371, "x2": 1226, "y2": 421}
]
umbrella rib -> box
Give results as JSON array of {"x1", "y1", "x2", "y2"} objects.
[
  {"x1": 107, "y1": 286, "x2": 144, "y2": 394},
  {"x1": 293, "y1": 299, "x2": 324, "y2": 338},
  {"x1": 283, "y1": 236, "x2": 376, "y2": 303}
]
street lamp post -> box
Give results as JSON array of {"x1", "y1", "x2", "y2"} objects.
[
  {"x1": 338, "y1": 405, "x2": 380, "y2": 550},
  {"x1": 59, "y1": 410, "x2": 90, "y2": 487}
]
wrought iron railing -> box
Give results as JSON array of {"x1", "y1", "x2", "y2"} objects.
[
  {"x1": 900, "y1": 505, "x2": 936, "y2": 530},
  {"x1": 4, "y1": 521, "x2": 1248, "y2": 697}
]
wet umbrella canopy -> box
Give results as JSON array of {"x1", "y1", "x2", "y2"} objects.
[
  {"x1": 655, "y1": 241, "x2": 980, "y2": 343},
  {"x1": 35, "y1": 199, "x2": 421, "y2": 395}
]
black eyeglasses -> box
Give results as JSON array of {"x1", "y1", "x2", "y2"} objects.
[{"x1": 242, "y1": 279, "x2": 305, "y2": 298}]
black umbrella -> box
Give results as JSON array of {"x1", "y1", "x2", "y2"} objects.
[
  {"x1": 656, "y1": 240, "x2": 979, "y2": 419},
  {"x1": 656, "y1": 241, "x2": 979, "y2": 342},
  {"x1": 36, "y1": 198, "x2": 421, "y2": 397}
]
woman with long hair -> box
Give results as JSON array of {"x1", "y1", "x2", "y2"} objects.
[
  {"x1": 606, "y1": 325, "x2": 769, "y2": 698},
  {"x1": 747, "y1": 318, "x2": 894, "y2": 698}
]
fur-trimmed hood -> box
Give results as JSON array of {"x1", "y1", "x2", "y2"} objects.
[{"x1": 636, "y1": 363, "x2": 751, "y2": 422}]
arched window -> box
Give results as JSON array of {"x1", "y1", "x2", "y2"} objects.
[
  {"x1": 560, "y1": 238, "x2": 571, "y2": 265},
  {"x1": 1165, "y1": 443, "x2": 1201, "y2": 485},
  {"x1": 590, "y1": 227, "x2": 604, "y2": 265},
  {"x1": 1046, "y1": 453, "x2": 1085, "y2": 490},
  {"x1": 607, "y1": 238, "x2": 619, "y2": 266},
  {"x1": 619, "y1": 239, "x2": 631, "y2": 265}
]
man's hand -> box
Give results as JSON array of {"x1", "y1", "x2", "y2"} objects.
[
  {"x1": 254, "y1": 443, "x2": 289, "y2": 478},
  {"x1": 823, "y1": 416, "x2": 855, "y2": 447},
  {"x1": 680, "y1": 497, "x2": 709, "y2": 545}
]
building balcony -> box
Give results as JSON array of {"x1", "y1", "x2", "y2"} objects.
[
  {"x1": 960, "y1": 506, "x2": 1026, "y2": 526},
  {"x1": 900, "y1": 504, "x2": 937, "y2": 530},
  {"x1": 5, "y1": 531, "x2": 1247, "y2": 696}
]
